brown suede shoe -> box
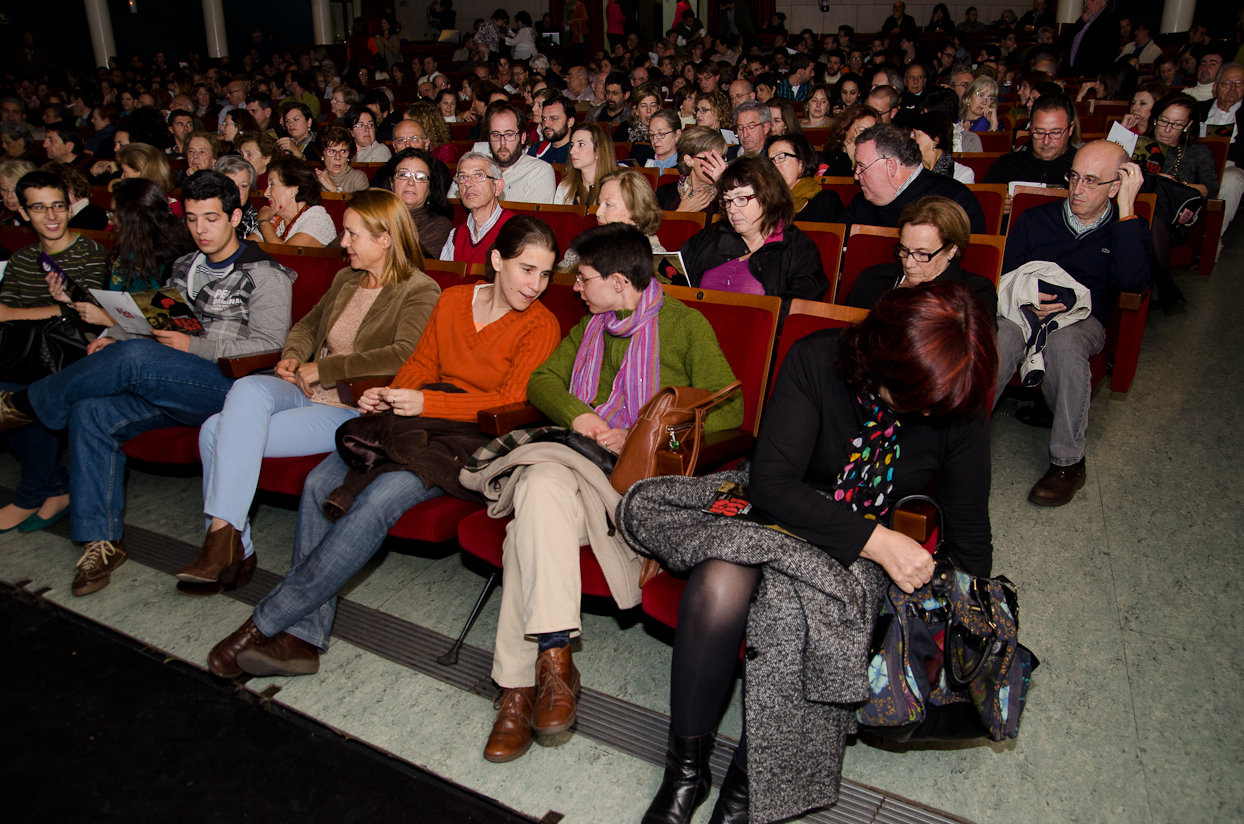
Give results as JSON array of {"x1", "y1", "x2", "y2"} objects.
[
  {"x1": 0, "y1": 390, "x2": 33, "y2": 434},
  {"x1": 236, "y1": 632, "x2": 321, "y2": 677},
  {"x1": 1028, "y1": 459, "x2": 1087, "y2": 507},
  {"x1": 531, "y1": 645, "x2": 581, "y2": 735},
  {"x1": 176, "y1": 552, "x2": 257, "y2": 597},
  {"x1": 208, "y1": 617, "x2": 269, "y2": 679},
  {"x1": 71, "y1": 540, "x2": 127, "y2": 596},
  {"x1": 484, "y1": 687, "x2": 538, "y2": 763},
  {"x1": 176, "y1": 524, "x2": 245, "y2": 583}
]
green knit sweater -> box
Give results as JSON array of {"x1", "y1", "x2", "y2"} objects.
[{"x1": 528, "y1": 296, "x2": 744, "y2": 433}]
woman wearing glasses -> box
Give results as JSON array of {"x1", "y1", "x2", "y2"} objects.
[
  {"x1": 346, "y1": 106, "x2": 392, "y2": 163},
  {"x1": 207, "y1": 215, "x2": 560, "y2": 676},
  {"x1": 372, "y1": 147, "x2": 455, "y2": 258},
  {"x1": 314, "y1": 125, "x2": 368, "y2": 194},
  {"x1": 656, "y1": 127, "x2": 728, "y2": 219},
  {"x1": 680, "y1": 156, "x2": 827, "y2": 310},
  {"x1": 1139, "y1": 93, "x2": 1217, "y2": 312},
  {"x1": 764, "y1": 133, "x2": 845, "y2": 223},
  {"x1": 693, "y1": 90, "x2": 739, "y2": 145},
  {"x1": 557, "y1": 169, "x2": 667, "y2": 271},
  {"x1": 555, "y1": 124, "x2": 619, "y2": 207},
  {"x1": 844, "y1": 195, "x2": 996, "y2": 313},
  {"x1": 959, "y1": 76, "x2": 999, "y2": 132},
  {"x1": 613, "y1": 83, "x2": 664, "y2": 144},
  {"x1": 631, "y1": 109, "x2": 682, "y2": 171}
]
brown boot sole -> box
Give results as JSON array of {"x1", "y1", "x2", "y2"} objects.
[
  {"x1": 71, "y1": 555, "x2": 127, "y2": 597},
  {"x1": 235, "y1": 648, "x2": 320, "y2": 677}
]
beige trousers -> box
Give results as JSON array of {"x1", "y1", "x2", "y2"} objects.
[{"x1": 491, "y1": 462, "x2": 588, "y2": 688}]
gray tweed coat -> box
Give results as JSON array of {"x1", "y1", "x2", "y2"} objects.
[{"x1": 617, "y1": 470, "x2": 888, "y2": 824}]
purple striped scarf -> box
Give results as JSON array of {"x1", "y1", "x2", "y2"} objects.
[{"x1": 568, "y1": 278, "x2": 664, "y2": 428}]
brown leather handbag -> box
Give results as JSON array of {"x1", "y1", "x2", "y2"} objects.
[{"x1": 610, "y1": 381, "x2": 742, "y2": 586}]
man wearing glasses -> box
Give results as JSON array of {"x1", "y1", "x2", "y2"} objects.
[
  {"x1": 440, "y1": 152, "x2": 515, "y2": 266},
  {"x1": 1197, "y1": 63, "x2": 1244, "y2": 254},
  {"x1": 993, "y1": 141, "x2": 1148, "y2": 507},
  {"x1": 842, "y1": 124, "x2": 986, "y2": 233},
  {"x1": 450, "y1": 102, "x2": 555, "y2": 204},
  {"x1": 985, "y1": 94, "x2": 1080, "y2": 212},
  {"x1": 732, "y1": 101, "x2": 772, "y2": 159}
]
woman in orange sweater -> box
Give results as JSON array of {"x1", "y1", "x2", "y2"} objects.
[{"x1": 207, "y1": 217, "x2": 562, "y2": 679}]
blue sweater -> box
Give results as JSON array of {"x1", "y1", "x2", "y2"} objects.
[{"x1": 1002, "y1": 201, "x2": 1150, "y2": 326}]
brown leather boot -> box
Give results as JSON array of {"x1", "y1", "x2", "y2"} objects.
[
  {"x1": 176, "y1": 524, "x2": 245, "y2": 584},
  {"x1": 236, "y1": 632, "x2": 321, "y2": 677},
  {"x1": 1028, "y1": 459, "x2": 1087, "y2": 507},
  {"x1": 531, "y1": 645, "x2": 580, "y2": 735},
  {"x1": 484, "y1": 687, "x2": 538, "y2": 763},
  {"x1": 176, "y1": 552, "x2": 257, "y2": 597},
  {"x1": 208, "y1": 617, "x2": 269, "y2": 679}
]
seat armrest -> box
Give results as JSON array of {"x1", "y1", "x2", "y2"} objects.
[
  {"x1": 694, "y1": 429, "x2": 754, "y2": 471},
  {"x1": 335, "y1": 375, "x2": 395, "y2": 406},
  {"x1": 478, "y1": 401, "x2": 545, "y2": 436},
  {"x1": 218, "y1": 350, "x2": 282, "y2": 379}
]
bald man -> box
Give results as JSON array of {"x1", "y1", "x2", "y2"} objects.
[{"x1": 992, "y1": 141, "x2": 1150, "y2": 506}]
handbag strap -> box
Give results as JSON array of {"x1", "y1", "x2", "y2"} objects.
[{"x1": 685, "y1": 380, "x2": 742, "y2": 413}]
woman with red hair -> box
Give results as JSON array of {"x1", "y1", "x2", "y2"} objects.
[{"x1": 637, "y1": 281, "x2": 998, "y2": 824}]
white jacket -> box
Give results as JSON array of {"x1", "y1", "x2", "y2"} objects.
[{"x1": 997, "y1": 261, "x2": 1092, "y2": 385}]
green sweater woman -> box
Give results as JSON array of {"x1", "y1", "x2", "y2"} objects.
[{"x1": 482, "y1": 224, "x2": 741, "y2": 765}]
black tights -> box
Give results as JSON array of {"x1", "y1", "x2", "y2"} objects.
[
  {"x1": 669, "y1": 559, "x2": 762, "y2": 767},
  {"x1": 1149, "y1": 219, "x2": 1184, "y2": 305}
]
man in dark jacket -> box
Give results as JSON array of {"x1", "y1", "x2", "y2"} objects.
[
  {"x1": 879, "y1": 1, "x2": 918, "y2": 34},
  {"x1": 842, "y1": 124, "x2": 987, "y2": 233},
  {"x1": 993, "y1": 141, "x2": 1149, "y2": 507},
  {"x1": 984, "y1": 94, "x2": 1079, "y2": 214},
  {"x1": 1059, "y1": 0, "x2": 1119, "y2": 78}
]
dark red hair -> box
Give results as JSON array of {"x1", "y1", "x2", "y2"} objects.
[{"x1": 836, "y1": 281, "x2": 998, "y2": 417}]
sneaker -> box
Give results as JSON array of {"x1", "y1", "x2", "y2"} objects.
[{"x1": 72, "y1": 540, "x2": 127, "y2": 596}]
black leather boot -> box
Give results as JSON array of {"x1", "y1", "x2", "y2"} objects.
[
  {"x1": 708, "y1": 757, "x2": 749, "y2": 824},
  {"x1": 640, "y1": 731, "x2": 714, "y2": 824}
]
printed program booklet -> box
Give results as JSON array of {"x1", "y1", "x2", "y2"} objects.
[
  {"x1": 88, "y1": 287, "x2": 206, "y2": 336},
  {"x1": 702, "y1": 480, "x2": 806, "y2": 541}
]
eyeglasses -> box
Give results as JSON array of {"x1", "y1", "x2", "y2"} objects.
[
  {"x1": 574, "y1": 271, "x2": 605, "y2": 284},
  {"x1": 853, "y1": 155, "x2": 889, "y2": 177},
  {"x1": 1154, "y1": 117, "x2": 1189, "y2": 130},
  {"x1": 454, "y1": 171, "x2": 498, "y2": 184},
  {"x1": 323, "y1": 147, "x2": 350, "y2": 158},
  {"x1": 395, "y1": 170, "x2": 430, "y2": 183},
  {"x1": 352, "y1": 122, "x2": 375, "y2": 131},
  {"x1": 973, "y1": 92, "x2": 997, "y2": 102},
  {"x1": 894, "y1": 242, "x2": 949, "y2": 263},
  {"x1": 720, "y1": 193, "x2": 758, "y2": 209},
  {"x1": 1066, "y1": 171, "x2": 1118, "y2": 189},
  {"x1": 1030, "y1": 126, "x2": 1070, "y2": 141},
  {"x1": 649, "y1": 129, "x2": 676, "y2": 141},
  {"x1": 489, "y1": 130, "x2": 521, "y2": 142},
  {"x1": 737, "y1": 121, "x2": 767, "y2": 133},
  {"x1": 393, "y1": 135, "x2": 426, "y2": 147},
  {"x1": 26, "y1": 202, "x2": 68, "y2": 214},
  {"x1": 694, "y1": 106, "x2": 713, "y2": 115},
  {"x1": 1220, "y1": 80, "x2": 1244, "y2": 90},
  {"x1": 768, "y1": 151, "x2": 795, "y2": 164}
]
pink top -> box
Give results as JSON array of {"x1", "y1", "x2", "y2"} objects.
[
  {"x1": 698, "y1": 226, "x2": 784, "y2": 297},
  {"x1": 607, "y1": 1, "x2": 625, "y2": 34}
]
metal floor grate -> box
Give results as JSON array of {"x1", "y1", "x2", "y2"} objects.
[{"x1": 7, "y1": 487, "x2": 972, "y2": 824}]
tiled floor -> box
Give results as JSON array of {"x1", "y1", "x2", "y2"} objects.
[{"x1": 2, "y1": 233, "x2": 1241, "y2": 823}]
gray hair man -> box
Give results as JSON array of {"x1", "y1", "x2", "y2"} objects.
[{"x1": 733, "y1": 100, "x2": 772, "y2": 157}]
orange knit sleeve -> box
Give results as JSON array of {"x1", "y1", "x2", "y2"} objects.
[
  {"x1": 419, "y1": 308, "x2": 562, "y2": 421},
  {"x1": 389, "y1": 287, "x2": 453, "y2": 390}
]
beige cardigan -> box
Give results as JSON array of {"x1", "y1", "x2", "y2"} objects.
[{"x1": 281, "y1": 267, "x2": 441, "y2": 387}]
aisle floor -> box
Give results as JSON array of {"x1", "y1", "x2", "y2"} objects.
[{"x1": 2, "y1": 232, "x2": 1242, "y2": 823}]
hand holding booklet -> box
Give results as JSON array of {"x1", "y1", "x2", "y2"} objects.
[{"x1": 88, "y1": 287, "x2": 205, "y2": 336}]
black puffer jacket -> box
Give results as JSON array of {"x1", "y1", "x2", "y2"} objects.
[{"x1": 680, "y1": 220, "x2": 828, "y2": 318}]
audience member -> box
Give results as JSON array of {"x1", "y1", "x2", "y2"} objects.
[
  {"x1": 764, "y1": 132, "x2": 844, "y2": 222},
  {"x1": 346, "y1": 107, "x2": 393, "y2": 163},
  {"x1": 655, "y1": 126, "x2": 727, "y2": 220},
  {"x1": 1198, "y1": 62, "x2": 1244, "y2": 257},
  {"x1": 528, "y1": 95, "x2": 575, "y2": 164},
  {"x1": 556, "y1": 124, "x2": 619, "y2": 206},
  {"x1": 373, "y1": 148, "x2": 455, "y2": 258},
  {"x1": 314, "y1": 125, "x2": 367, "y2": 194},
  {"x1": 252, "y1": 156, "x2": 336, "y2": 247},
  {"x1": 909, "y1": 113, "x2": 975, "y2": 183},
  {"x1": 440, "y1": 152, "x2": 514, "y2": 265}
]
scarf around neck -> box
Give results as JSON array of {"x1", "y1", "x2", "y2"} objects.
[
  {"x1": 791, "y1": 176, "x2": 823, "y2": 214},
  {"x1": 829, "y1": 393, "x2": 901, "y2": 521},
  {"x1": 568, "y1": 278, "x2": 664, "y2": 428}
]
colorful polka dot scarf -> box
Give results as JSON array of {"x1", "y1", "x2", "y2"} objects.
[{"x1": 830, "y1": 393, "x2": 900, "y2": 521}]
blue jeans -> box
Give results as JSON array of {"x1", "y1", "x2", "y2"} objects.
[
  {"x1": 200, "y1": 375, "x2": 359, "y2": 557},
  {"x1": 26, "y1": 339, "x2": 235, "y2": 542},
  {"x1": 251, "y1": 451, "x2": 443, "y2": 650},
  {"x1": 994, "y1": 316, "x2": 1106, "y2": 466},
  {"x1": 0, "y1": 380, "x2": 70, "y2": 509}
]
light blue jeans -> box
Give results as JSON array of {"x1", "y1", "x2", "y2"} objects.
[
  {"x1": 199, "y1": 375, "x2": 359, "y2": 556},
  {"x1": 251, "y1": 451, "x2": 444, "y2": 649}
]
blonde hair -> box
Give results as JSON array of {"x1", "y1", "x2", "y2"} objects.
[
  {"x1": 597, "y1": 169, "x2": 663, "y2": 236},
  {"x1": 675, "y1": 126, "x2": 727, "y2": 175},
  {"x1": 959, "y1": 76, "x2": 999, "y2": 122},
  {"x1": 342, "y1": 188, "x2": 425, "y2": 285},
  {"x1": 560, "y1": 124, "x2": 619, "y2": 207},
  {"x1": 403, "y1": 100, "x2": 450, "y2": 149},
  {"x1": 0, "y1": 158, "x2": 37, "y2": 189},
  {"x1": 899, "y1": 196, "x2": 970, "y2": 259},
  {"x1": 117, "y1": 142, "x2": 175, "y2": 192}
]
